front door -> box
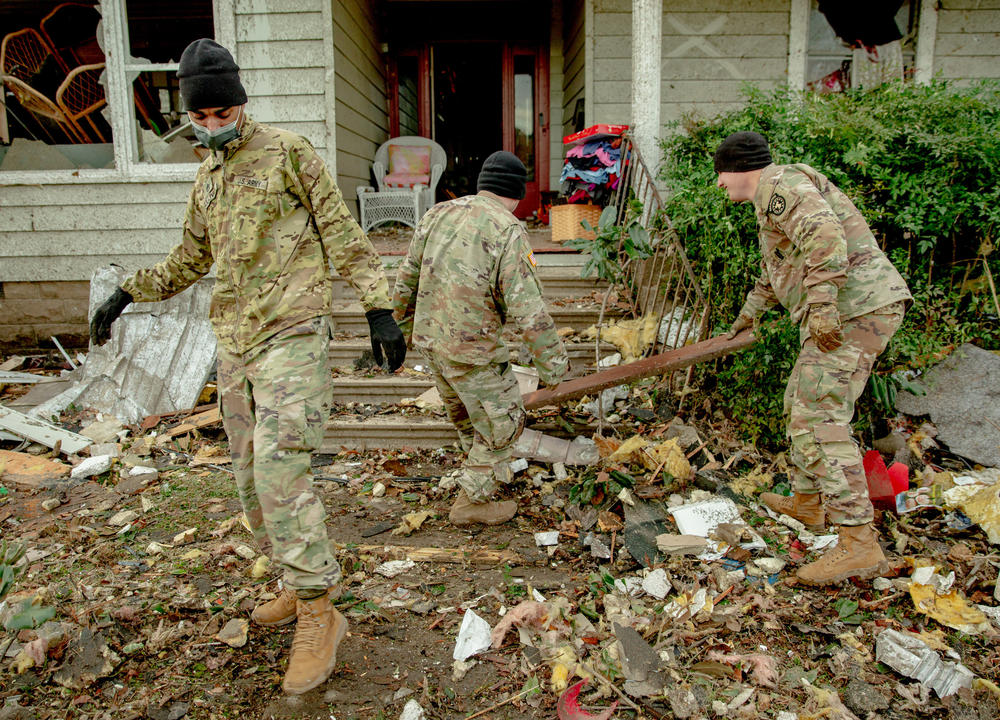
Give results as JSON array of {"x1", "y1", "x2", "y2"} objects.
[
  {"x1": 504, "y1": 46, "x2": 548, "y2": 218},
  {"x1": 389, "y1": 42, "x2": 548, "y2": 220}
]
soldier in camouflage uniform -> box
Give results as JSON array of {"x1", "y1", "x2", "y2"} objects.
[
  {"x1": 393, "y1": 151, "x2": 568, "y2": 526},
  {"x1": 89, "y1": 40, "x2": 406, "y2": 695},
  {"x1": 715, "y1": 131, "x2": 911, "y2": 586}
]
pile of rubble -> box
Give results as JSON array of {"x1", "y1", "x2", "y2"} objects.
[{"x1": 1, "y1": 337, "x2": 1000, "y2": 719}]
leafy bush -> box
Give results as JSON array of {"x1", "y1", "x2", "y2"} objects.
[{"x1": 658, "y1": 81, "x2": 1000, "y2": 446}]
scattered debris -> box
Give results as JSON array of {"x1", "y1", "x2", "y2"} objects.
[
  {"x1": 557, "y1": 680, "x2": 618, "y2": 720},
  {"x1": 875, "y1": 629, "x2": 975, "y2": 697},
  {"x1": 453, "y1": 609, "x2": 491, "y2": 661},
  {"x1": 31, "y1": 267, "x2": 217, "y2": 425},
  {"x1": 896, "y1": 343, "x2": 1000, "y2": 466},
  {"x1": 70, "y1": 454, "x2": 112, "y2": 480},
  {"x1": 0, "y1": 404, "x2": 93, "y2": 455},
  {"x1": 0, "y1": 449, "x2": 70, "y2": 487},
  {"x1": 217, "y1": 618, "x2": 249, "y2": 648}
]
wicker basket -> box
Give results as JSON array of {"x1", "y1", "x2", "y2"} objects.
[{"x1": 550, "y1": 203, "x2": 601, "y2": 243}]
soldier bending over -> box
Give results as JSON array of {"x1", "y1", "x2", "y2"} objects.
[
  {"x1": 716, "y1": 131, "x2": 910, "y2": 586},
  {"x1": 393, "y1": 152, "x2": 569, "y2": 527}
]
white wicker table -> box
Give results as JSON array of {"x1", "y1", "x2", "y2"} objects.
[{"x1": 357, "y1": 186, "x2": 422, "y2": 232}]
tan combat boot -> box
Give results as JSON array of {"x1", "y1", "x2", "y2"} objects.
[
  {"x1": 448, "y1": 489, "x2": 517, "y2": 527},
  {"x1": 282, "y1": 591, "x2": 348, "y2": 695},
  {"x1": 251, "y1": 587, "x2": 297, "y2": 627},
  {"x1": 796, "y1": 523, "x2": 889, "y2": 586},
  {"x1": 759, "y1": 491, "x2": 826, "y2": 531}
]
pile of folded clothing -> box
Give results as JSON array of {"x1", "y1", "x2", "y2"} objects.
[{"x1": 559, "y1": 126, "x2": 627, "y2": 205}]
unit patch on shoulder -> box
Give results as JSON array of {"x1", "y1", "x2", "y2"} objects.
[
  {"x1": 201, "y1": 179, "x2": 217, "y2": 209},
  {"x1": 767, "y1": 193, "x2": 786, "y2": 216},
  {"x1": 525, "y1": 249, "x2": 537, "y2": 268}
]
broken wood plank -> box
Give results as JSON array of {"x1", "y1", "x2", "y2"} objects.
[
  {"x1": 164, "y1": 407, "x2": 222, "y2": 437},
  {"x1": 0, "y1": 356, "x2": 26, "y2": 372},
  {"x1": 139, "y1": 403, "x2": 218, "y2": 433},
  {"x1": 0, "y1": 370, "x2": 48, "y2": 384},
  {"x1": 0, "y1": 404, "x2": 93, "y2": 455},
  {"x1": 352, "y1": 544, "x2": 521, "y2": 566},
  {"x1": 522, "y1": 331, "x2": 756, "y2": 410},
  {"x1": 0, "y1": 449, "x2": 71, "y2": 487}
]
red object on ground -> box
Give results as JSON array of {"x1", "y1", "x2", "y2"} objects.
[
  {"x1": 888, "y1": 462, "x2": 910, "y2": 494},
  {"x1": 863, "y1": 449, "x2": 896, "y2": 512},
  {"x1": 562, "y1": 123, "x2": 629, "y2": 146},
  {"x1": 557, "y1": 680, "x2": 618, "y2": 720}
]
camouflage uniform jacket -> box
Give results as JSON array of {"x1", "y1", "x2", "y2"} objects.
[
  {"x1": 392, "y1": 193, "x2": 568, "y2": 386},
  {"x1": 739, "y1": 163, "x2": 911, "y2": 343},
  {"x1": 121, "y1": 116, "x2": 390, "y2": 354}
]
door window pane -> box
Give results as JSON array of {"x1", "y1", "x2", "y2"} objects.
[
  {"x1": 397, "y1": 55, "x2": 419, "y2": 137},
  {"x1": 513, "y1": 54, "x2": 534, "y2": 181}
]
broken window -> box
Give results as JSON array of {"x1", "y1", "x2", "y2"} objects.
[
  {"x1": 124, "y1": 0, "x2": 213, "y2": 165},
  {"x1": 0, "y1": 0, "x2": 214, "y2": 173},
  {"x1": 807, "y1": 0, "x2": 916, "y2": 93}
]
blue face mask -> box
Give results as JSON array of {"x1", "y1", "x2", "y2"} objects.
[{"x1": 192, "y1": 107, "x2": 242, "y2": 151}]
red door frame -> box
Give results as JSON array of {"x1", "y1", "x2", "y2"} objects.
[
  {"x1": 387, "y1": 41, "x2": 549, "y2": 217},
  {"x1": 387, "y1": 46, "x2": 431, "y2": 137},
  {"x1": 503, "y1": 44, "x2": 549, "y2": 218}
]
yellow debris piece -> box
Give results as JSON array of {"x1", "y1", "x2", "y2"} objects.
[
  {"x1": 251, "y1": 555, "x2": 270, "y2": 578},
  {"x1": 609, "y1": 435, "x2": 692, "y2": 480},
  {"x1": 948, "y1": 483, "x2": 1000, "y2": 545},
  {"x1": 583, "y1": 315, "x2": 659, "y2": 362},
  {"x1": 909, "y1": 582, "x2": 991, "y2": 635}
]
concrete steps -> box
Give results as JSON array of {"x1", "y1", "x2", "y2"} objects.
[
  {"x1": 322, "y1": 249, "x2": 619, "y2": 449},
  {"x1": 321, "y1": 414, "x2": 457, "y2": 452},
  {"x1": 329, "y1": 374, "x2": 434, "y2": 404},
  {"x1": 328, "y1": 338, "x2": 620, "y2": 370},
  {"x1": 331, "y1": 302, "x2": 621, "y2": 334},
  {"x1": 332, "y1": 254, "x2": 605, "y2": 301}
]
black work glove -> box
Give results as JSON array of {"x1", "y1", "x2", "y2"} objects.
[
  {"x1": 365, "y1": 308, "x2": 406, "y2": 372},
  {"x1": 89, "y1": 287, "x2": 133, "y2": 346}
]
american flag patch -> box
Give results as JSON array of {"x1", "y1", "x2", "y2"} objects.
[{"x1": 525, "y1": 250, "x2": 537, "y2": 268}]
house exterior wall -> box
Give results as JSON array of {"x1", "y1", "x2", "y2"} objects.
[
  {"x1": 563, "y1": 0, "x2": 587, "y2": 139},
  {"x1": 933, "y1": 0, "x2": 1000, "y2": 82},
  {"x1": 332, "y1": 0, "x2": 389, "y2": 216},
  {"x1": 591, "y1": 0, "x2": 789, "y2": 129},
  {"x1": 0, "y1": 0, "x2": 337, "y2": 350},
  {"x1": 550, "y1": 0, "x2": 566, "y2": 191}
]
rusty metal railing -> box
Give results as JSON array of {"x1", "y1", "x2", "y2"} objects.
[{"x1": 598, "y1": 133, "x2": 711, "y2": 357}]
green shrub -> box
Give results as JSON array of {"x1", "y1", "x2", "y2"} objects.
[{"x1": 658, "y1": 81, "x2": 1000, "y2": 446}]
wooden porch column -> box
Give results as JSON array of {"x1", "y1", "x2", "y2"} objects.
[
  {"x1": 915, "y1": 0, "x2": 938, "y2": 85},
  {"x1": 631, "y1": 0, "x2": 661, "y2": 176}
]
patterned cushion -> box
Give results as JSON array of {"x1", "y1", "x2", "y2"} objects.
[
  {"x1": 384, "y1": 172, "x2": 430, "y2": 188},
  {"x1": 388, "y1": 144, "x2": 431, "y2": 176}
]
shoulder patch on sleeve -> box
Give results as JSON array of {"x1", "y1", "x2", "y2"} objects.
[
  {"x1": 767, "y1": 193, "x2": 786, "y2": 216},
  {"x1": 525, "y1": 249, "x2": 537, "y2": 268}
]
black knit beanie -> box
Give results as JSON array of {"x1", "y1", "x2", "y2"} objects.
[
  {"x1": 178, "y1": 39, "x2": 247, "y2": 111},
  {"x1": 713, "y1": 131, "x2": 772, "y2": 173},
  {"x1": 477, "y1": 151, "x2": 527, "y2": 200}
]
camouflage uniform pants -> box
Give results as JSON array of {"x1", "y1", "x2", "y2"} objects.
[
  {"x1": 216, "y1": 317, "x2": 340, "y2": 593},
  {"x1": 785, "y1": 302, "x2": 905, "y2": 526},
  {"x1": 425, "y1": 353, "x2": 526, "y2": 503}
]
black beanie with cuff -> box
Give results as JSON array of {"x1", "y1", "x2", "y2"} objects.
[
  {"x1": 713, "y1": 131, "x2": 772, "y2": 173},
  {"x1": 477, "y1": 151, "x2": 528, "y2": 200},
  {"x1": 178, "y1": 39, "x2": 247, "y2": 111}
]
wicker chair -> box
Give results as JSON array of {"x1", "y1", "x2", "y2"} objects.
[
  {"x1": 1, "y1": 74, "x2": 83, "y2": 143},
  {"x1": 56, "y1": 62, "x2": 107, "y2": 142},
  {"x1": 356, "y1": 136, "x2": 446, "y2": 231}
]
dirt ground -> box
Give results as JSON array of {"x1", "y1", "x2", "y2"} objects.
[{"x1": 2, "y1": 366, "x2": 1000, "y2": 720}]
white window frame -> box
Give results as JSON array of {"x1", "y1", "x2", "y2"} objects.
[{"x1": 0, "y1": 0, "x2": 236, "y2": 186}]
